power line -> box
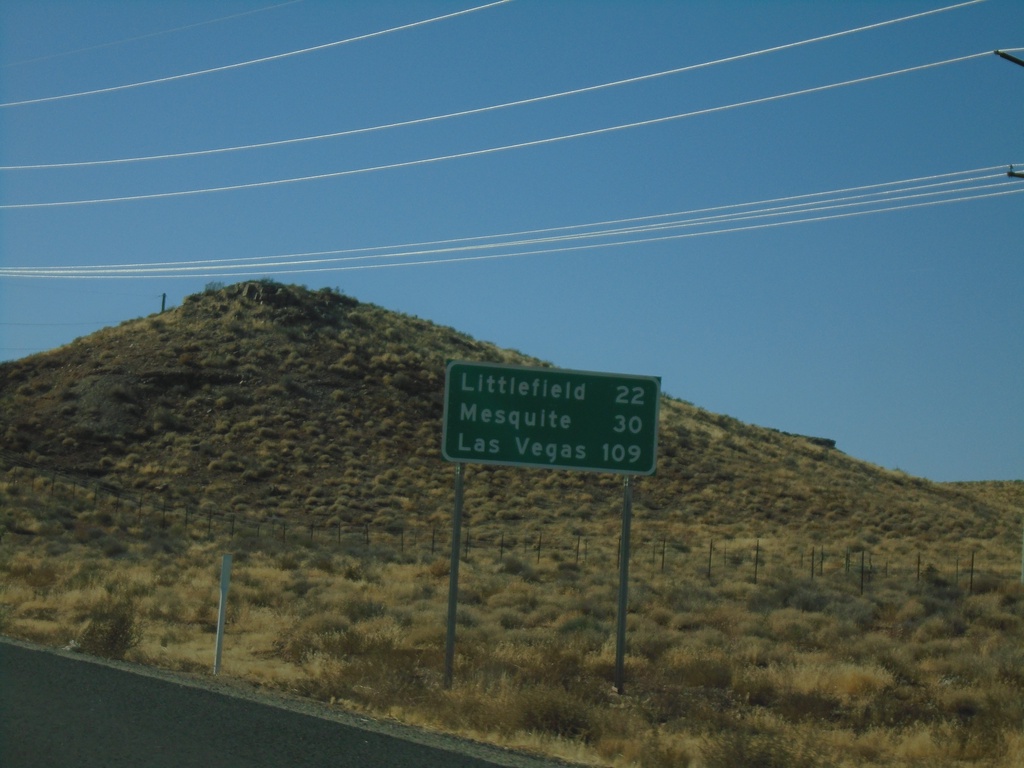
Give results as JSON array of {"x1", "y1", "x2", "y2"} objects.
[
  {"x1": 1, "y1": 168, "x2": 1007, "y2": 272},
  {"x1": 0, "y1": 0, "x2": 511, "y2": 109},
  {"x1": 5, "y1": 170, "x2": 1007, "y2": 272},
  {"x1": 239, "y1": 187, "x2": 1024, "y2": 277},
  {"x1": 4, "y1": 166, "x2": 995, "y2": 274},
  {"x1": 0, "y1": 0, "x2": 988, "y2": 171},
  {"x1": 0, "y1": 52, "x2": 993, "y2": 210},
  {"x1": 3, "y1": 169, "x2": 1017, "y2": 278},
  {"x1": 12, "y1": 166, "x2": 998, "y2": 272},
  {"x1": 2, "y1": 1, "x2": 305, "y2": 69}
]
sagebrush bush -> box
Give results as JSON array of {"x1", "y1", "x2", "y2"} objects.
[{"x1": 77, "y1": 594, "x2": 143, "y2": 659}]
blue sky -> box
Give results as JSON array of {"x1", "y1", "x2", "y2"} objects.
[{"x1": 1, "y1": 0, "x2": 1021, "y2": 482}]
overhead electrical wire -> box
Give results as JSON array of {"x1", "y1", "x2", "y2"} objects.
[
  {"x1": 5, "y1": 167, "x2": 1005, "y2": 271},
  {"x1": 0, "y1": 52, "x2": 994, "y2": 210},
  {"x1": 25, "y1": 166, "x2": 998, "y2": 272},
  {"x1": 3, "y1": 167, "x2": 999, "y2": 276},
  {"x1": 5, "y1": 187, "x2": 1018, "y2": 279},
  {"x1": 0, "y1": 0, "x2": 988, "y2": 170},
  {"x1": 262, "y1": 187, "x2": 1024, "y2": 277},
  {"x1": 3, "y1": 167, "x2": 1017, "y2": 278},
  {"x1": 2, "y1": 1, "x2": 305, "y2": 69},
  {"x1": 0, "y1": 2, "x2": 1012, "y2": 279},
  {"x1": 0, "y1": 0, "x2": 511, "y2": 109}
]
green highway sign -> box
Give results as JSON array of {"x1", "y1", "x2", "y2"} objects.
[{"x1": 442, "y1": 361, "x2": 660, "y2": 475}]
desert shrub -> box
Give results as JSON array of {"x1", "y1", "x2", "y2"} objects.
[
  {"x1": 912, "y1": 615, "x2": 963, "y2": 642},
  {"x1": 73, "y1": 524, "x2": 105, "y2": 548},
  {"x1": 624, "y1": 734, "x2": 698, "y2": 768},
  {"x1": 513, "y1": 684, "x2": 595, "y2": 740},
  {"x1": 278, "y1": 552, "x2": 302, "y2": 571},
  {"x1": 427, "y1": 559, "x2": 450, "y2": 578},
  {"x1": 826, "y1": 594, "x2": 877, "y2": 629},
  {"x1": 307, "y1": 552, "x2": 336, "y2": 573},
  {"x1": 673, "y1": 655, "x2": 733, "y2": 689},
  {"x1": 775, "y1": 690, "x2": 842, "y2": 722},
  {"x1": 498, "y1": 610, "x2": 526, "y2": 630},
  {"x1": 703, "y1": 726, "x2": 823, "y2": 768},
  {"x1": 286, "y1": 574, "x2": 313, "y2": 598},
  {"x1": 497, "y1": 555, "x2": 527, "y2": 576},
  {"x1": 77, "y1": 594, "x2": 144, "y2": 659},
  {"x1": 276, "y1": 615, "x2": 352, "y2": 663},
  {"x1": 152, "y1": 407, "x2": 184, "y2": 433},
  {"x1": 783, "y1": 582, "x2": 831, "y2": 613},
  {"x1": 10, "y1": 560, "x2": 60, "y2": 592},
  {"x1": 993, "y1": 646, "x2": 1024, "y2": 688},
  {"x1": 294, "y1": 630, "x2": 429, "y2": 710},
  {"x1": 99, "y1": 535, "x2": 127, "y2": 558},
  {"x1": 342, "y1": 598, "x2": 386, "y2": 623},
  {"x1": 629, "y1": 626, "x2": 676, "y2": 662},
  {"x1": 556, "y1": 613, "x2": 605, "y2": 640},
  {"x1": 734, "y1": 670, "x2": 779, "y2": 708}
]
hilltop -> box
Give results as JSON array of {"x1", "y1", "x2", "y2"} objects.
[{"x1": 0, "y1": 280, "x2": 1018, "y2": 544}]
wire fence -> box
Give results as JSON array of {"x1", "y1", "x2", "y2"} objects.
[{"x1": 2, "y1": 448, "x2": 1020, "y2": 594}]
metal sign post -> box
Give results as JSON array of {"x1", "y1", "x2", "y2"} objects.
[
  {"x1": 440, "y1": 361, "x2": 659, "y2": 691},
  {"x1": 614, "y1": 476, "x2": 633, "y2": 695},
  {"x1": 443, "y1": 463, "x2": 465, "y2": 689}
]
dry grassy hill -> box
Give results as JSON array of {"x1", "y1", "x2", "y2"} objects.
[
  {"x1": 1, "y1": 280, "x2": 1015, "y2": 542},
  {"x1": 2, "y1": 281, "x2": 1022, "y2": 767}
]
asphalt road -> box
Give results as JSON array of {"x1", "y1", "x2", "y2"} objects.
[{"x1": 0, "y1": 639, "x2": 569, "y2": 768}]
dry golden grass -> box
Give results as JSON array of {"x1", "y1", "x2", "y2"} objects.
[
  {"x1": 2, "y1": 282, "x2": 1023, "y2": 766},
  {"x1": 3, "y1": 466, "x2": 1023, "y2": 767}
]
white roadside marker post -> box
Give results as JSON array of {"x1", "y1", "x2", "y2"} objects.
[{"x1": 214, "y1": 553, "x2": 233, "y2": 675}]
